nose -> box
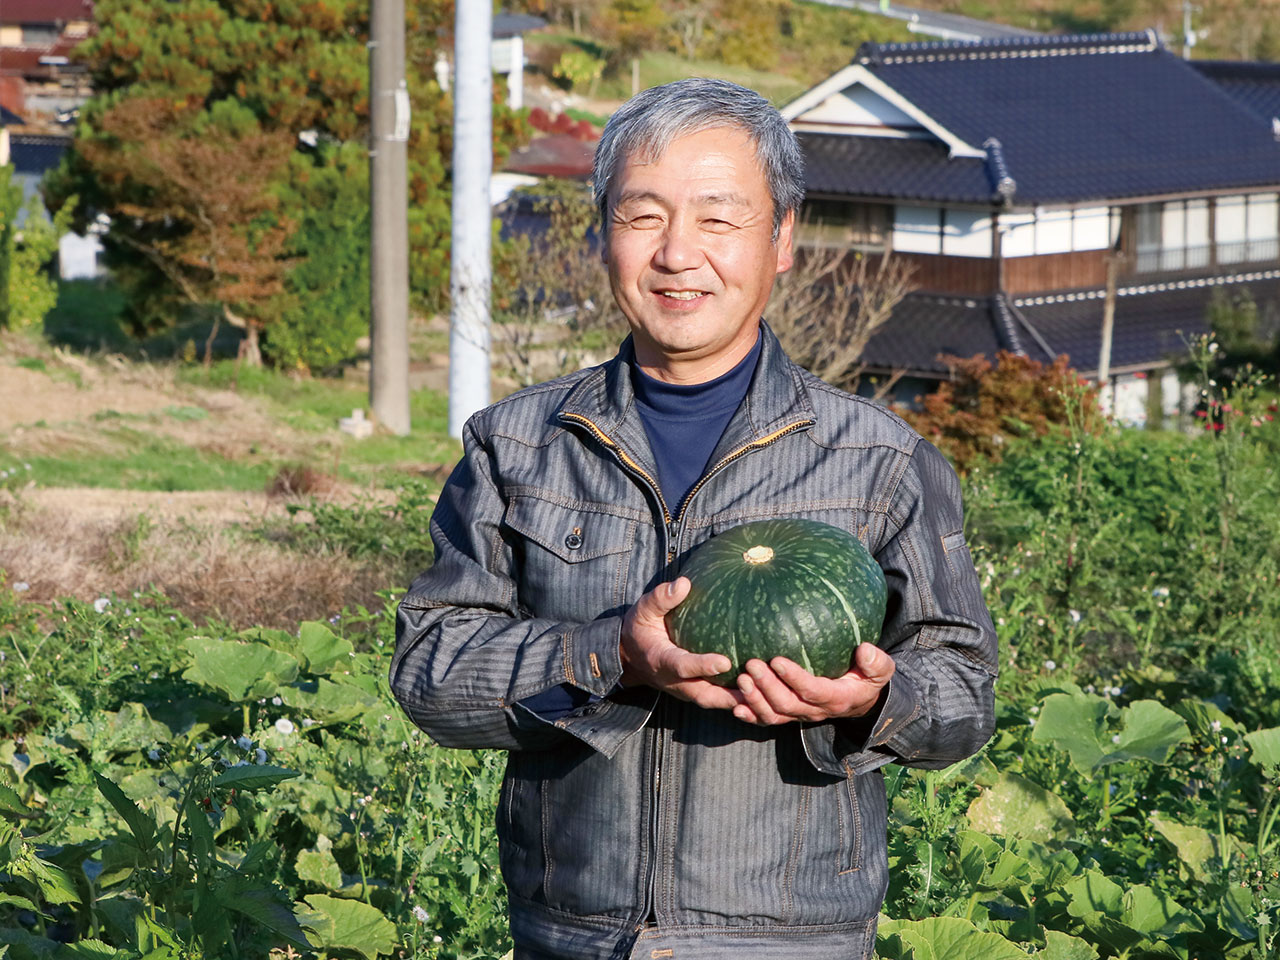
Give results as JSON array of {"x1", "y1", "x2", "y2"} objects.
[{"x1": 652, "y1": 216, "x2": 702, "y2": 272}]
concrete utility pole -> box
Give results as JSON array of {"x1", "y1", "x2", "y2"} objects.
[
  {"x1": 448, "y1": 0, "x2": 493, "y2": 438},
  {"x1": 369, "y1": 0, "x2": 411, "y2": 435}
]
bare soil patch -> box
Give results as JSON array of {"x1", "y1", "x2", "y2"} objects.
[{"x1": 0, "y1": 491, "x2": 397, "y2": 630}]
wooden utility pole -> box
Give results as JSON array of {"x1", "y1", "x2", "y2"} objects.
[
  {"x1": 448, "y1": 0, "x2": 493, "y2": 438},
  {"x1": 1098, "y1": 252, "x2": 1121, "y2": 415},
  {"x1": 369, "y1": 0, "x2": 411, "y2": 435}
]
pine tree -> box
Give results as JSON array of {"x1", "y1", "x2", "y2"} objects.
[{"x1": 46, "y1": 0, "x2": 526, "y2": 366}]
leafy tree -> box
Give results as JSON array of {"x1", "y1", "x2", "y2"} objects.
[
  {"x1": 46, "y1": 0, "x2": 526, "y2": 363},
  {"x1": 73, "y1": 96, "x2": 297, "y2": 364},
  {"x1": 266, "y1": 142, "x2": 371, "y2": 372},
  {"x1": 0, "y1": 165, "x2": 74, "y2": 331}
]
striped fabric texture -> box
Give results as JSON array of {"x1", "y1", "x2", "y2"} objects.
[{"x1": 391, "y1": 324, "x2": 998, "y2": 960}]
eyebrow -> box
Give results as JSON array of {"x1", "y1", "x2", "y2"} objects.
[{"x1": 613, "y1": 189, "x2": 752, "y2": 211}]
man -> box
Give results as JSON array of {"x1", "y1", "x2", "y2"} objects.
[{"x1": 391, "y1": 78, "x2": 997, "y2": 960}]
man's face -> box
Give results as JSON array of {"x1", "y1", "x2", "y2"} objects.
[{"x1": 603, "y1": 126, "x2": 794, "y2": 378}]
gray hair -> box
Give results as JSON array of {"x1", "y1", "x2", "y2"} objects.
[{"x1": 592, "y1": 78, "x2": 805, "y2": 241}]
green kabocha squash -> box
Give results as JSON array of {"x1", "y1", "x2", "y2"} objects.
[{"x1": 666, "y1": 518, "x2": 887, "y2": 686}]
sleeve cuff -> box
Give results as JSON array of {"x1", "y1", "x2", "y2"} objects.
[
  {"x1": 798, "y1": 669, "x2": 923, "y2": 777},
  {"x1": 563, "y1": 616, "x2": 625, "y2": 696}
]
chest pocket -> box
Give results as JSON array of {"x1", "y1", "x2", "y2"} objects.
[{"x1": 502, "y1": 496, "x2": 638, "y2": 621}]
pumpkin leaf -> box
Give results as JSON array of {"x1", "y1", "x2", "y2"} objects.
[
  {"x1": 1244, "y1": 726, "x2": 1280, "y2": 771},
  {"x1": 297, "y1": 621, "x2": 354, "y2": 675},
  {"x1": 298, "y1": 894, "x2": 398, "y2": 959},
  {"x1": 966, "y1": 772, "x2": 1074, "y2": 840},
  {"x1": 181, "y1": 636, "x2": 299, "y2": 703},
  {"x1": 1032, "y1": 693, "x2": 1188, "y2": 776},
  {"x1": 876, "y1": 916, "x2": 1028, "y2": 960}
]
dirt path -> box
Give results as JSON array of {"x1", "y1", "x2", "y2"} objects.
[{"x1": 15, "y1": 486, "x2": 295, "y2": 525}]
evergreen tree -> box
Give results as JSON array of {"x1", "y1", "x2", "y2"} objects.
[{"x1": 46, "y1": 0, "x2": 525, "y2": 366}]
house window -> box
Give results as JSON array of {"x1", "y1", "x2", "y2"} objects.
[
  {"x1": 797, "y1": 199, "x2": 890, "y2": 250},
  {"x1": 1217, "y1": 194, "x2": 1280, "y2": 264},
  {"x1": 1135, "y1": 199, "x2": 1211, "y2": 273},
  {"x1": 21, "y1": 24, "x2": 60, "y2": 45}
]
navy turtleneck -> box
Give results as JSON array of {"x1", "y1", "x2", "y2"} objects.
[{"x1": 630, "y1": 331, "x2": 762, "y2": 514}]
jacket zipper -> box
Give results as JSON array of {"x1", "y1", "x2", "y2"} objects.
[{"x1": 559, "y1": 410, "x2": 815, "y2": 930}]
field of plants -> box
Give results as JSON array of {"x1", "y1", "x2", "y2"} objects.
[{"x1": 3, "y1": 334, "x2": 1280, "y2": 960}]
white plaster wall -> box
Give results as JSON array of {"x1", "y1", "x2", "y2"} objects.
[
  {"x1": 796, "y1": 84, "x2": 917, "y2": 128},
  {"x1": 1247, "y1": 193, "x2": 1278, "y2": 241},
  {"x1": 1000, "y1": 211, "x2": 1036, "y2": 257},
  {"x1": 1035, "y1": 208, "x2": 1073, "y2": 255},
  {"x1": 892, "y1": 205, "x2": 942, "y2": 254},
  {"x1": 1108, "y1": 374, "x2": 1149, "y2": 427},
  {"x1": 59, "y1": 233, "x2": 101, "y2": 280},
  {"x1": 1072, "y1": 207, "x2": 1111, "y2": 251},
  {"x1": 941, "y1": 209, "x2": 992, "y2": 257}
]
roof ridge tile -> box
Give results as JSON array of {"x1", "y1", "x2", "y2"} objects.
[{"x1": 857, "y1": 29, "x2": 1159, "y2": 66}]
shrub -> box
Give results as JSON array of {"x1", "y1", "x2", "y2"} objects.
[{"x1": 899, "y1": 351, "x2": 1104, "y2": 473}]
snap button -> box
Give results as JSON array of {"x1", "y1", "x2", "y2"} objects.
[{"x1": 565, "y1": 530, "x2": 583, "y2": 550}]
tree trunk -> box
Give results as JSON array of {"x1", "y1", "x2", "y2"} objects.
[{"x1": 237, "y1": 318, "x2": 263, "y2": 367}]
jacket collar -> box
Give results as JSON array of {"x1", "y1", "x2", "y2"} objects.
[{"x1": 557, "y1": 321, "x2": 817, "y2": 499}]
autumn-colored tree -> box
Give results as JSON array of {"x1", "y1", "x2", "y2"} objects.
[
  {"x1": 76, "y1": 97, "x2": 297, "y2": 364},
  {"x1": 47, "y1": 0, "x2": 525, "y2": 363},
  {"x1": 899, "y1": 352, "x2": 1104, "y2": 474}
]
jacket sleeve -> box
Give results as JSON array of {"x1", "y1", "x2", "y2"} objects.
[
  {"x1": 800, "y1": 438, "x2": 998, "y2": 777},
  {"x1": 389, "y1": 416, "x2": 656, "y2": 756}
]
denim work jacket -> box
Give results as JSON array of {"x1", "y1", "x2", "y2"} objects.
[{"x1": 391, "y1": 325, "x2": 998, "y2": 960}]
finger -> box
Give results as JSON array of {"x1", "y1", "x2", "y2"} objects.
[
  {"x1": 663, "y1": 647, "x2": 733, "y2": 679},
  {"x1": 737, "y1": 666, "x2": 795, "y2": 725},
  {"x1": 853, "y1": 643, "x2": 895, "y2": 681},
  {"x1": 769, "y1": 657, "x2": 840, "y2": 706},
  {"x1": 634, "y1": 577, "x2": 691, "y2": 622},
  {"x1": 669, "y1": 678, "x2": 744, "y2": 712}
]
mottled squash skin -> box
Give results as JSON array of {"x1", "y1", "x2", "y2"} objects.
[{"x1": 666, "y1": 518, "x2": 887, "y2": 686}]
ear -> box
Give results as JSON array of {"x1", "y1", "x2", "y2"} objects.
[{"x1": 774, "y1": 208, "x2": 796, "y2": 275}]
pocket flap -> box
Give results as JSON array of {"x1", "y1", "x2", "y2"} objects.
[{"x1": 504, "y1": 497, "x2": 636, "y2": 563}]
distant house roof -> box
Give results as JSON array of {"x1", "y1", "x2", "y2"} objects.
[
  {"x1": 800, "y1": 132, "x2": 992, "y2": 204},
  {"x1": 860, "y1": 271, "x2": 1280, "y2": 375},
  {"x1": 1193, "y1": 60, "x2": 1280, "y2": 128},
  {"x1": 789, "y1": 32, "x2": 1280, "y2": 207},
  {"x1": 0, "y1": 38, "x2": 86, "y2": 76},
  {"x1": 504, "y1": 133, "x2": 595, "y2": 179},
  {"x1": 493, "y1": 12, "x2": 546, "y2": 38},
  {"x1": 0, "y1": 0, "x2": 92, "y2": 24},
  {"x1": 9, "y1": 133, "x2": 69, "y2": 175},
  {"x1": 1, "y1": 104, "x2": 23, "y2": 125}
]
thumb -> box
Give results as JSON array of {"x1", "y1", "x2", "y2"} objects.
[
  {"x1": 854, "y1": 642, "x2": 895, "y2": 681},
  {"x1": 642, "y1": 577, "x2": 691, "y2": 618}
]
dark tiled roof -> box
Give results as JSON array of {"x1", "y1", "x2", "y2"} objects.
[
  {"x1": 798, "y1": 132, "x2": 993, "y2": 204},
  {"x1": 1014, "y1": 273, "x2": 1280, "y2": 372},
  {"x1": 493, "y1": 13, "x2": 546, "y2": 38},
  {"x1": 1, "y1": 104, "x2": 23, "y2": 125},
  {"x1": 857, "y1": 272, "x2": 1280, "y2": 375},
  {"x1": 9, "y1": 134, "x2": 69, "y2": 175},
  {"x1": 828, "y1": 32, "x2": 1280, "y2": 204},
  {"x1": 860, "y1": 294, "x2": 1004, "y2": 374},
  {"x1": 1193, "y1": 60, "x2": 1280, "y2": 126}
]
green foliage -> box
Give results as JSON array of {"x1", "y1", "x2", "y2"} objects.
[
  {"x1": 265, "y1": 142, "x2": 371, "y2": 373},
  {"x1": 46, "y1": 0, "x2": 527, "y2": 348},
  {"x1": 0, "y1": 591, "x2": 512, "y2": 958},
  {"x1": 552, "y1": 49, "x2": 606, "y2": 91},
  {"x1": 0, "y1": 167, "x2": 74, "y2": 331}
]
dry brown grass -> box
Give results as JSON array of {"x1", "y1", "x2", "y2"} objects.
[{"x1": 0, "y1": 494, "x2": 397, "y2": 630}]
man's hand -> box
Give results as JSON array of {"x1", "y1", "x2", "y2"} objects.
[
  {"x1": 620, "y1": 577, "x2": 743, "y2": 711},
  {"x1": 732, "y1": 643, "x2": 895, "y2": 726}
]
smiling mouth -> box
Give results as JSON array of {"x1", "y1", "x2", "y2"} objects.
[{"x1": 657, "y1": 290, "x2": 707, "y2": 300}]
